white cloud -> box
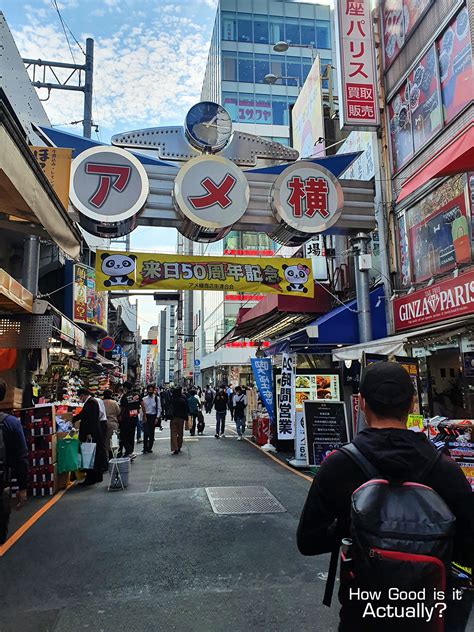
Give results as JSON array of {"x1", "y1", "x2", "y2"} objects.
[{"x1": 12, "y1": 9, "x2": 212, "y2": 140}]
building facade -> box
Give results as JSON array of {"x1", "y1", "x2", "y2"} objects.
[
  {"x1": 201, "y1": 0, "x2": 334, "y2": 145},
  {"x1": 381, "y1": 0, "x2": 474, "y2": 416}
]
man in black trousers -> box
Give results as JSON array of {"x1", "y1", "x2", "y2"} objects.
[{"x1": 74, "y1": 388, "x2": 106, "y2": 485}]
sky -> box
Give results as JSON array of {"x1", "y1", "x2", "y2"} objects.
[{"x1": 2, "y1": 0, "x2": 220, "y2": 331}]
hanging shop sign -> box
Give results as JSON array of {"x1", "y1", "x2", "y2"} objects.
[
  {"x1": 334, "y1": 0, "x2": 380, "y2": 129},
  {"x1": 393, "y1": 269, "x2": 474, "y2": 332},
  {"x1": 303, "y1": 400, "x2": 350, "y2": 467},
  {"x1": 95, "y1": 250, "x2": 314, "y2": 297},
  {"x1": 250, "y1": 357, "x2": 275, "y2": 423},
  {"x1": 277, "y1": 353, "x2": 296, "y2": 440},
  {"x1": 173, "y1": 154, "x2": 250, "y2": 239},
  {"x1": 270, "y1": 162, "x2": 344, "y2": 241},
  {"x1": 30, "y1": 146, "x2": 72, "y2": 209},
  {"x1": 73, "y1": 264, "x2": 108, "y2": 332},
  {"x1": 69, "y1": 146, "x2": 149, "y2": 238}
]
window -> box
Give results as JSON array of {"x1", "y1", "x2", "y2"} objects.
[
  {"x1": 254, "y1": 53, "x2": 270, "y2": 84},
  {"x1": 238, "y1": 54, "x2": 254, "y2": 83},
  {"x1": 237, "y1": 13, "x2": 252, "y2": 42},
  {"x1": 222, "y1": 52, "x2": 237, "y2": 81},
  {"x1": 222, "y1": 92, "x2": 238, "y2": 122},
  {"x1": 269, "y1": 16, "x2": 285, "y2": 44},
  {"x1": 300, "y1": 19, "x2": 316, "y2": 46},
  {"x1": 286, "y1": 59, "x2": 302, "y2": 86},
  {"x1": 270, "y1": 55, "x2": 284, "y2": 78},
  {"x1": 272, "y1": 96, "x2": 288, "y2": 125},
  {"x1": 285, "y1": 18, "x2": 300, "y2": 45},
  {"x1": 302, "y1": 61, "x2": 312, "y2": 83},
  {"x1": 316, "y1": 21, "x2": 330, "y2": 49},
  {"x1": 254, "y1": 15, "x2": 269, "y2": 44},
  {"x1": 221, "y1": 12, "x2": 236, "y2": 41},
  {"x1": 272, "y1": 137, "x2": 290, "y2": 146}
]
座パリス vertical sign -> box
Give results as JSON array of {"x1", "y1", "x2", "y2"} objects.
[{"x1": 335, "y1": 0, "x2": 380, "y2": 130}]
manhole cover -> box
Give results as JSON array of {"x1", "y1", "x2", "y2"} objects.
[{"x1": 205, "y1": 486, "x2": 286, "y2": 515}]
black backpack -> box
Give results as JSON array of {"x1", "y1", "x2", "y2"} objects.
[
  {"x1": 324, "y1": 443, "x2": 456, "y2": 617},
  {"x1": 234, "y1": 395, "x2": 246, "y2": 416}
]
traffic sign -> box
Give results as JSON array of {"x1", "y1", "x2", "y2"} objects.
[
  {"x1": 100, "y1": 336, "x2": 115, "y2": 352},
  {"x1": 194, "y1": 359, "x2": 200, "y2": 367}
]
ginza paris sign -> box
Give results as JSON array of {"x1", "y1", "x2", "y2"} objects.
[{"x1": 393, "y1": 269, "x2": 474, "y2": 332}]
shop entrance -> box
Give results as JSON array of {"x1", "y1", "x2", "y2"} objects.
[{"x1": 427, "y1": 348, "x2": 465, "y2": 418}]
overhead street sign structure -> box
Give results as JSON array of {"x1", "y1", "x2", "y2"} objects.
[{"x1": 45, "y1": 101, "x2": 376, "y2": 244}]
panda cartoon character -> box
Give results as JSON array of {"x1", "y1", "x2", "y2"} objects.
[
  {"x1": 101, "y1": 253, "x2": 137, "y2": 287},
  {"x1": 282, "y1": 263, "x2": 310, "y2": 293}
]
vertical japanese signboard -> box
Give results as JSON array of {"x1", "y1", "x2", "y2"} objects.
[
  {"x1": 30, "y1": 146, "x2": 72, "y2": 208},
  {"x1": 250, "y1": 358, "x2": 275, "y2": 423},
  {"x1": 335, "y1": 0, "x2": 380, "y2": 130},
  {"x1": 277, "y1": 353, "x2": 296, "y2": 440},
  {"x1": 73, "y1": 264, "x2": 108, "y2": 333}
]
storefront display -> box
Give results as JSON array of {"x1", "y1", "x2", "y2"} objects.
[
  {"x1": 408, "y1": 46, "x2": 442, "y2": 152},
  {"x1": 381, "y1": 0, "x2": 432, "y2": 67}
]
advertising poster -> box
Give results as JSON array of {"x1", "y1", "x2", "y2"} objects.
[
  {"x1": 277, "y1": 353, "x2": 296, "y2": 440},
  {"x1": 250, "y1": 358, "x2": 275, "y2": 423},
  {"x1": 303, "y1": 400, "x2": 349, "y2": 467},
  {"x1": 437, "y1": 7, "x2": 472, "y2": 124},
  {"x1": 291, "y1": 57, "x2": 324, "y2": 158},
  {"x1": 364, "y1": 353, "x2": 421, "y2": 414},
  {"x1": 73, "y1": 264, "x2": 108, "y2": 332},
  {"x1": 96, "y1": 251, "x2": 314, "y2": 297},
  {"x1": 407, "y1": 178, "x2": 469, "y2": 283},
  {"x1": 408, "y1": 46, "x2": 442, "y2": 152},
  {"x1": 275, "y1": 369, "x2": 341, "y2": 442},
  {"x1": 381, "y1": 0, "x2": 431, "y2": 68},
  {"x1": 388, "y1": 82, "x2": 414, "y2": 171},
  {"x1": 336, "y1": 131, "x2": 376, "y2": 181}
]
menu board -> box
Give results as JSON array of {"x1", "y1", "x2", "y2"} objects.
[
  {"x1": 437, "y1": 7, "x2": 472, "y2": 124},
  {"x1": 388, "y1": 82, "x2": 414, "y2": 171},
  {"x1": 303, "y1": 400, "x2": 349, "y2": 467},
  {"x1": 408, "y1": 46, "x2": 442, "y2": 152}
]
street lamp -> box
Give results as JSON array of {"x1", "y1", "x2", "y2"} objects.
[
  {"x1": 263, "y1": 73, "x2": 301, "y2": 90},
  {"x1": 273, "y1": 41, "x2": 316, "y2": 61}
]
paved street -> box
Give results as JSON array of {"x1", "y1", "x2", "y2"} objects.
[{"x1": 0, "y1": 415, "x2": 339, "y2": 632}]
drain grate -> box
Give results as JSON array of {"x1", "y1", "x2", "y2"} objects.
[{"x1": 205, "y1": 486, "x2": 286, "y2": 515}]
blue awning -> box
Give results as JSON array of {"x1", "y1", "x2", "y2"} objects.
[
  {"x1": 265, "y1": 285, "x2": 387, "y2": 355},
  {"x1": 246, "y1": 152, "x2": 361, "y2": 177}
]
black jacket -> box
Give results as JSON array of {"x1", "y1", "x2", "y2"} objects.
[
  {"x1": 297, "y1": 427, "x2": 474, "y2": 570},
  {"x1": 74, "y1": 397, "x2": 102, "y2": 443},
  {"x1": 2, "y1": 413, "x2": 28, "y2": 490},
  {"x1": 214, "y1": 393, "x2": 228, "y2": 412},
  {"x1": 170, "y1": 396, "x2": 189, "y2": 420}
]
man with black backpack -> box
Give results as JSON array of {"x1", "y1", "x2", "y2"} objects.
[
  {"x1": 233, "y1": 386, "x2": 247, "y2": 440},
  {"x1": 297, "y1": 361, "x2": 474, "y2": 632},
  {"x1": 0, "y1": 378, "x2": 28, "y2": 544}
]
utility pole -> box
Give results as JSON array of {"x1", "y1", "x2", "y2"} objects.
[
  {"x1": 351, "y1": 233, "x2": 373, "y2": 343},
  {"x1": 23, "y1": 37, "x2": 94, "y2": 139}
]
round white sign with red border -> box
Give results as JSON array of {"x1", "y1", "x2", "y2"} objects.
[
  {"x1": 173, "y1": 155, "x2": 250, "y2": 229},
  {"x1": 270, "y1": 161, "x2": 344, "y2": 234},
  {"x1": 69, "y1": 146, "x2": 149, "y2": 223}
]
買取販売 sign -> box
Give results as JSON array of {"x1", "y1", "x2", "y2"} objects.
[
  {"x1": 334, "y1": 0, "x2": 380, "y2": 129},
  {"x1": 95, "y1": 250, "x2": 314, "y2": 297},
  {"x1": 393, "y1": 269, "x2": 474, "y2": 332}
]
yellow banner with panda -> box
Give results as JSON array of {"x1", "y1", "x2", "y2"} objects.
[{"x1": 96, "y1": 250, "x2": 314, "y2": 297}]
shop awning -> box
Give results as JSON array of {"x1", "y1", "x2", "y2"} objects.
[
  {"x1": 219, "y1": 283, "x2": 333, "y2": 345},
  {"x1": 0, "y1": 93, "x2": 81, "y2": 259},
  {"x1": 332, "y1": 317, "x2": 473, "y2": 362},
  {"x1": 265, "y1": 286, "x2": 387, "y2": 355},
  {"x1": 397, "y1": 122, "x2": 474, "y2": 203},
  {"x1": 0, "y1": 269, "x2": 33, "y2": 313}
]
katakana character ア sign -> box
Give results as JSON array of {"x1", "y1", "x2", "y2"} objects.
[{"x1": 85, "y1": 163, "x2": 132, "y2": 208}]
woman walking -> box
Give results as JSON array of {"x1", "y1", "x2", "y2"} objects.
[{"x1": 169, "y1": 387, "x2": 189, "y2": 454}]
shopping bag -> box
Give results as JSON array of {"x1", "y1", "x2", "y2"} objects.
[
  {"x1": 111, "y1": 431, "x2": 119, "y2": 449},
  {"x1": 57, "y1": 438, "x2": 80, "y2": 473},
  {"x1": 186, "y1": 416, "x2": 193, "y2": 430},
  {"x1": 80, "y1": 441, "x2": 97, "y2": 470}
]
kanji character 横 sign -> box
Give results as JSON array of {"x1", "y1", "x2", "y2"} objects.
[
  {"x1": 335, "y1": 0, "x2": 379, "y2": 129},
  {"x1": 271, "y1": 162, "x2": 344, "y2": 237}
]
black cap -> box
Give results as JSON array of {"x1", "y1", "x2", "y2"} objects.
[{"x1": 360, "y1": 361, "x2": 414, "y2": 406}]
